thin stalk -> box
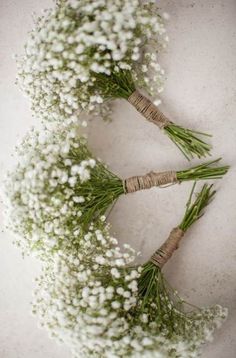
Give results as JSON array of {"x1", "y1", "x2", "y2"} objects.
[
  {"x1": 164, "y1": 123, "x2": 212, "y2": 160},
  {"x1": 176, "y1": 158, "x2": 229, "y2": 182},
  {"x1": 93, "y1": 69, "x2": 135, "y2": 100},
  {"x1": 179, "y1": 183, "x2": 215, "y2": 231}
]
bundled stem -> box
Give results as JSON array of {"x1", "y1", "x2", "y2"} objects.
[
  {"x1": 128, "y1": 89, "x2": 212, "y2": 160},
  {"x1": 79, "y1": 158, "x2": 227, "y2": 227},
  {"x1": 123, "y1": 158, "x2": 228, "y2": 193},
  {"x1": 164, "y1": 124, "x2": 211, "y2": 161},
  {"x1": 94, "y1": 70, "x2": 212, "y2": 160},
  {"x1": 176, "y1": 158, "x2": 229, "y2": 182},
  {"x1": 179, "y1": 182, "x2": 215, "y2": 231},
  {"x1": 138, "y1": 184, "x2": 215, "y2": 332}
]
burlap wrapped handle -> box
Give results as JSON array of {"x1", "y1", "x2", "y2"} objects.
[
  {"x1": 128, "y1": 90, "x2": 171, "y2": 129},
  {"x1": 123, "y1": 171, "x2": 177, "y2": 194},
  {"x1": 151, "y1": 227, "x2": 184, "y2": 268}
]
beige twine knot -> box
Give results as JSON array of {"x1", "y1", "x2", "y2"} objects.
[
  {"x1": 150, "y1": 227, "x2": 184, "y2": 268},
  {"x1": 128, "y1": 90, "x2": 171, "y2": 129},
  {"x1": 123, "y1": 171, "x2": 177, "y2": 194}
]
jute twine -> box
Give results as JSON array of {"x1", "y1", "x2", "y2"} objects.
[
  {"x1": 123, "y1": 171, "x2": 177, "y2": 194},
  {"x1": 151, "y1": 227, "x2": 184, "y2": 268},
  {"x1": 128, "y1": 90, "x2": 171, "y2": 129}
]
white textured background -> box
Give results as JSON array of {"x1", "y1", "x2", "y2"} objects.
[{"x1": 0, "y1": 1, "x2": 236, "y2": 357}]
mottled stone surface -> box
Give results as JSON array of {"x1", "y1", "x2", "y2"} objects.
[{"x1": 0, "y1": 1, "x2": 235, "y2": 357}]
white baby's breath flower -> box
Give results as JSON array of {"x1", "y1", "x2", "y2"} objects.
[
  {"x1": 28, "y1": 207, "x2": 227, "y2": 358},
  {"x1": 16, "y1": 0, "x2": 167, "y2": 123},
  {"x1": 3, "y1": 122, "x2": 119, "y2": 256}
]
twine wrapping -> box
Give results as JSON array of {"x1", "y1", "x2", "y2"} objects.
[
  {"x1": 123, "y1": 171, "x2": 177, "y2": 194},
  {"x1": 151, "y1": 227, "x2": 184, "y2": 268},
  {"x1": 128, "y1": 90, "x2": 171, "y2": 129}
]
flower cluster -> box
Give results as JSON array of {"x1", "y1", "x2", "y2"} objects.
[
  {"x1": 4, "y1": 1, "x2": 228, "y2": 356},
  {"x1": 16, "y1": 0, "x2": 167, "y2": 122},
  {"x1": 3, "y1": 125, "x2": 227, "y2": 357},
  {"x1": 3, "y1": 123, "x2": 122, "y2": 255},
  {"x1": 3, "y1": 120, "x2": 229, "y2": 259},
  {"x1": 32, "y1": 219, "x2": 227, "y2": 358}
]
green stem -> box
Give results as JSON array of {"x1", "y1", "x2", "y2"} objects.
[
  {"x1": 164, "y1": 123, "x2": 212, "y2": 160},
  {"x1": 176, "y1": 158, "x2": 229, "y2": 182}
]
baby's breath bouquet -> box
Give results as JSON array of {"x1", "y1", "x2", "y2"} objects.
[
  {"x1": 32, "y1": 185, "x2": 227, "y2": 358},
  {"x1": 17, "y1": 0, "x2": 211, "y2": 159},
  {"x1": 4, "y1": 1, "x2": 229, "y2": 355},
  {"x1": 4, "y1": 123, "x2": 228, "y2": 254}
]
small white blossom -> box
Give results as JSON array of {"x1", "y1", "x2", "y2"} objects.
[
  {"x1": 16, "y1": 0, "x2": 167, "y2": 123},
  {"x1": 2, "y1": 123, "x2": 113, "y2": 256}
]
